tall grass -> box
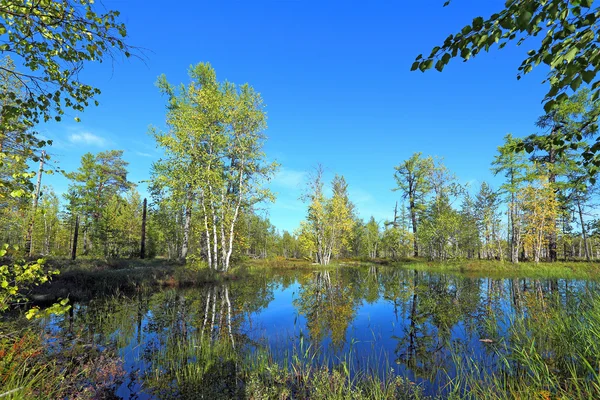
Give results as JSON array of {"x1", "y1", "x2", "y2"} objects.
[
  {"x1": 393, "y1": 259, "x2": 600, "y2": 280},
  {"x1": 0, "y1": 328, "x2": 125, "y2": 399},
  {"x1": 145, "y1": 332, "x2": 425, "y2": 400},
  {"x1": 445, "y1": 293, "x2": 600, "y2": 399}
]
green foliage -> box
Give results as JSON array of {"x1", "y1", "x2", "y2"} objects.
[
  {"x1": 380, "y1": 224, "x2": 413, "y2": 259},
  {"x1": 302, "y1": 168, "x2": 356, "y2": 265},
  {"x1": 0, "y1": 245, "x2": 68, "y2": 315},
  {"x1": 415, "y1": 2, "x2": 600, "y2": 169},
  {"x1": 393, "y1": 153, "x2": 436, "y2": 256},
  {"x1": 66, "y1": 150, "x2": 135, "y2": 257},
  {"x1": 414, "y1": 1, "x2": 600, "y2": 108},
  {"x1": 362, "y1": 216, "x2": 380, "y2": 258},
  {"x1": 151, "y1": 62, "x2": 277, "y2": 270},
  {"x1": 0, "y1": 0, "x2": 132, "y2": 126}
]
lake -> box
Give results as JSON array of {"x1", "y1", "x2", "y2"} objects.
[{"x1": 39, "y1": 265, "x2": 600, "y2": 399}]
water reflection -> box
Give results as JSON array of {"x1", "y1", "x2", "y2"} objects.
[{"x1": 42, "y1": 266, "x2": 599, "y2": 398}]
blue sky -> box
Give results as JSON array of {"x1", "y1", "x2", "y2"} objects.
[{"x1": 40, "y1": 0, "x2": 551, "y2": 233}]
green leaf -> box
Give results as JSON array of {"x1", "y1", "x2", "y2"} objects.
[
  {"x1": 442, "y1": 53, "x2": 451, "y2": 64},
  {"x1": 564, "y1": 47, "x2": 578, "y2": 63},
  {"x1": 419, "y1": 60, "x2": 433, "y2": 72},
  {"x1": 544, "y1": 99, "x2": 556, "y2": 113},
  {"x1": 25, "y1": 308, "x2": 39, "y2": 320},
  {"x1": 10, "y1": 189, "x2": 25, "y2": 198},
  {"x1": 570, "y1": 75, "x2": 583, "y2": 91},
  {"x1": 517, "y1": 11, "x2": 533, "y2": 28},
  {"x1": 581, "y1": 70, "x2": 596, "y2": 84}
]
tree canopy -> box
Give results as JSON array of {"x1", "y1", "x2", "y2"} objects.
[
  {"x1": 413, "y1": 0, "x2": 600, "y2": 169},
  {"x1": 0, "y1": 0, "x2": 132, "y2": 127}
]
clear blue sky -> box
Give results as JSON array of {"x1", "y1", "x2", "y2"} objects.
[{"x1": 40, "y1": 0, "x2": 551, "y2": 233}]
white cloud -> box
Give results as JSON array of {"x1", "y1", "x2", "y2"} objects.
[
  {"x1": 349, "y1": 187, "x2": 374, "y2": 205},
  {"x1": 135, "y1": 151, "x2": 153, "y2": 158},
  {"x1": 68, "y1": 132, "x2": 107, "y2": 147},
  {"x1": 271, "y1": 168, "x2": 307, "y2": 190}
]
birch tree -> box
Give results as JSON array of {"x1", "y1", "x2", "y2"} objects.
[
  {"x1": 151, "y1": 62, "x2": 276, "y2": 271},
  {"x1": 303, "y1": 168, "x2": 355, "y2": 265}
]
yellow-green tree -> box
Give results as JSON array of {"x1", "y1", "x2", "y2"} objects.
[
  {"x1": 151, "y1": 63, "x2": 277, "y2": 271},
  {"x1": 302, "y1": 167, "x2": 355, "y2": 265},
  {"x1": 520, "y1": 175, "x2": 559, "y2": 263}
]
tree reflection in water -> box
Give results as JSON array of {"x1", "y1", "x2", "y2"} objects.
[{"x1": 40, "y1": 266, "x2": 600, "y2": 398}]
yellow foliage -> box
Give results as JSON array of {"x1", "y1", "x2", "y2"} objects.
[{"x1": 518, "y1": 176, "x2": 558, "y2": 262}]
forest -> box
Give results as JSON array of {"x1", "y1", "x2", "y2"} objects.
[
  {"x1": 4, "y1": 0, "x2": 600, "y2": 399},
  {"x1": 6, "y1": 88, "x2": 600, "y2": 267}
]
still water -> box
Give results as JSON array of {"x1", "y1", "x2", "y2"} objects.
[{"x1": 41, "y1": 266, "x2": 598, "y2": 398}]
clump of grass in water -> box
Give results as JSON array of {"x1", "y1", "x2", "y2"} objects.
[
  {"x1": 145, "y1": 332, "x2": 425, "y2": 399},
  {"x1": 446, "y1": 293, "x2": 600, "y2": 399}
]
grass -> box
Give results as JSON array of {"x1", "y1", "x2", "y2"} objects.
[
  {"x1": 29, "y1": 257, "x2": 249, "y2": 303},
  {"x1": 0, "y1": 327, "x2": 125, "y2": 399},
  {"x1": 444, "y1": 293, "x2": 600, "y2": 399},
  {"x1": 146, "y1": 334, "x2": 425, "y2": 400},
  {"x1": 242, "y1": 256, "x2": 600, "y2": 280},
  {"x1": 391, "y1": 259, "x2": 600, "y2": 280}
]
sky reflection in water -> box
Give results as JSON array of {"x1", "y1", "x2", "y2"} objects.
[{"x1": 43, "y1": 266, "x2": 597, "y2": 399}]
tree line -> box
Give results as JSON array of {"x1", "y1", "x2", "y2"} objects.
[
  {"x1": 3, "y1": 0, "x2": 600, "y2": 284},
  {"x1": 4, "y1": 86, "x2": 600, "y2": 267},
  {"x1": 297, "y1": 90, "x2": 600, "y2": 264}
]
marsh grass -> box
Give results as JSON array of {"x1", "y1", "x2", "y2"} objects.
[
  {"x1": 146, "y1": 333, "x2": 426, "y2": 400},
  {"x1": 392, "y1": 259, "x2": 600, "y2": 280},
  {"x1": 0, "y1": 328, "x2": 125, "y2": 399},
  {"x1": 444, "y1": 293, "x2": 600, "y2": 399},
  {"x1": 29, "y1": 258, "x2": 249, "y2": 302}
]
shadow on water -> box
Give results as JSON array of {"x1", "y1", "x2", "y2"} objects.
[{"x1": 39, "y1": 265, "x2": 600, "y2": 398}]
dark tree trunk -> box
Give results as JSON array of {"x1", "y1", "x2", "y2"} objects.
[
  {"x1": 577, "y1": 198, "x2": 590, "y2": 261},
  {"x1": 71, "y1": 215, "x2": 79, "y2": 260},
  {"x1": 140, "y1": 198, "x2": 147, "y2": 259},
  {"x1": 409, "y1": 199, "x2": 418, "y2": 257}
]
